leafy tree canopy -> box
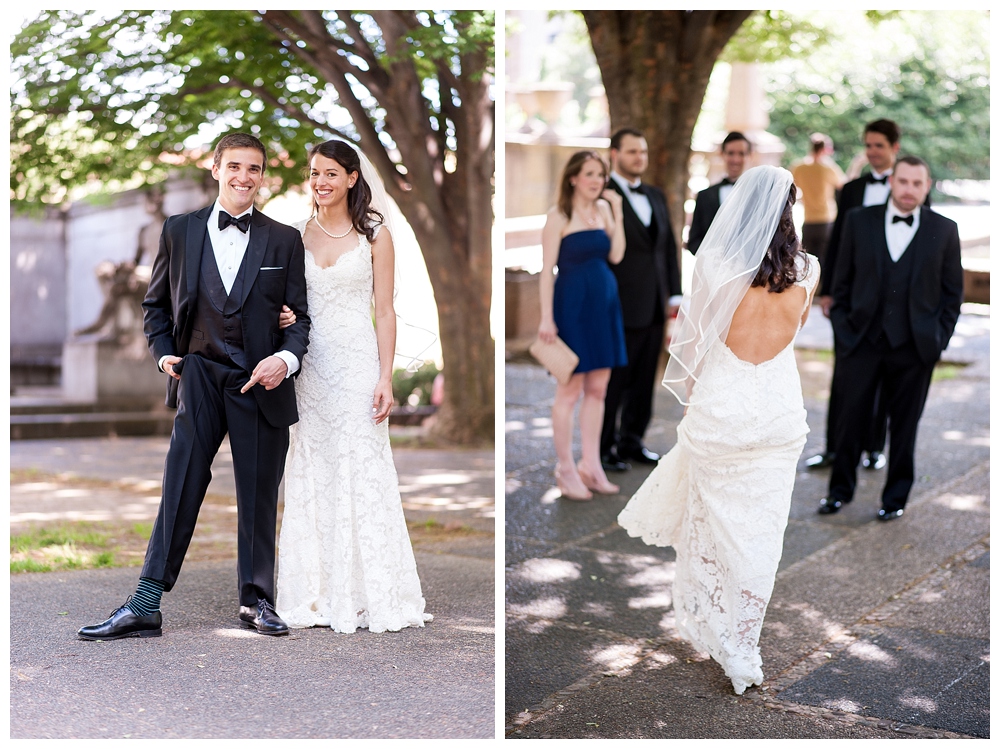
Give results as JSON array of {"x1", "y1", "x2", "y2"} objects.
[
  {"x1": 11, "y1": 9, "x2": 495, "y2": 204},
  {"x1": 763, "y1": 10, "x2": 989, "y2": 182}
]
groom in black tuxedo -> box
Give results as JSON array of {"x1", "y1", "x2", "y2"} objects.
[
  {"x1": 79, "y1": 133, "x2": 311, "y2": 639},
  {"x1": 807, "y1": 119, "x2": 931, "y2": 472},
  {"x1": 687, "y1": 131, "x2": 751, "y2": 255},
  {"x1": 601, "y1": 128, "x2": 682, "y2": 471},
  {"x1": 818, "y1": 156, "x2": 962, "y2": 521}
]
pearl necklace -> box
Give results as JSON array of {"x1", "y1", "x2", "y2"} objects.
[{"x1": 313, "y1": 215, "x2": 354, "y2": 239}]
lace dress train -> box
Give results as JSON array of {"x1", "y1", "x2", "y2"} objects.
[
  {"x1": 618, "y1": 257, "x2": 818, "y2": 693},
  {"x1": 276, "y1": 225, "x2": 431, "y2": 633}
]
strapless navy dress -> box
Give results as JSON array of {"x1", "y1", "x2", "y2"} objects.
[{"x1": 553, "y1": 229, "x2": 628, "y2": 373}]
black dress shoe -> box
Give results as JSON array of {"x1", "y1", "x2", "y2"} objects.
[
  {"x1": 78, "y1": 598, "x2": 162, "y2": 640},
  {"x1": 239, "y1": 599, "x2": 289, "y2": 636},
  {"x1": 618, "y1": 445, "x2": 660, "y2": 465},
  {"x1": 863, "y1": 451, "x2": 887, "y2": 470},
  {"x1": 806, "y1": 452, "x2": 835, "y2": 469},
  {"x1": 817, "y1": 497, "x2": 844, "y2": 515},
  {"x1": 876, "y1": 508, "x2": 904, "y2": 522},
  {"x1": 601, "y1": 452, "x2": 631, "y2": 473}
]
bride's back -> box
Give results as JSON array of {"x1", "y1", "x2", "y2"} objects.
[{"x1": 725, "y1": 284, "x2": 808, "y2": 364}]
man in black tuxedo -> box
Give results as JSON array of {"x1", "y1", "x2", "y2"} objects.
[
  {"x1": 687, "y1": 131, "x2": 751, "y2": 255},
  {"x1": 807, "y1": 119, "x2": 930, "y2": 472},
  {"x1": 79, "y1": 133, "x2": 310, "y2": 639},
  {"x1": 600, "y1": 128, "x2": 682, "y2": 471},
  {"x1": 818, "y1": 156, "x2": 962, "y2": 521}
]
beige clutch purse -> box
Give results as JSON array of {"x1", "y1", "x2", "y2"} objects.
[{"x1": 529, "y1": 336, "x2": 579, "y2": 385}]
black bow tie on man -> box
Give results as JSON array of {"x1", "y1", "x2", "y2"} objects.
[
  {"x1": 628, "y1": 183, "x2": 645, "y2": 195},
  {"x1": 892, "y1": 214, "x2": 914, "y2": 226},
  {"x1": 219, "y1": 210, "x2": 252, "y2": 233},
  {"x1": 867, "y1": 174, "x2": 888, "y2": 185}
]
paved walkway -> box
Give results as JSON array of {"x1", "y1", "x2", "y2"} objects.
[
  {"x1": 505, "y1": 308, "x2": 989, "y2": 739},
  {"x1": 10, "y1": 438, "x2": 495, "y2": 739}
]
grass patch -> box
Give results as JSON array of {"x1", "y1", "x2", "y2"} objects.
[
  {"x1": 10, "y1": 522, "x2": 153, "y2": 574},
  {"x1": 932, "y1": 362, "x2": 966, "y2": 382}
]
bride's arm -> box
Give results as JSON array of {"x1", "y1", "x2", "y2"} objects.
[{"x1": 371, "y1": 228, "x2": 397, "y2": 425}]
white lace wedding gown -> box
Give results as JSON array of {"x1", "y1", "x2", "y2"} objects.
[
  {"x1": 618, "y1": 256, "x2": 819, "y2": 694},
  {"x1": 276, "y1": 223, "x2": 431, "y2": 633}
]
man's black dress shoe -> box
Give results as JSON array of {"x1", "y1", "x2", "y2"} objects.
[
  {"x1": 239, "y1": 599, "x2": 289, "y2": 636},
  {"x1": 863, "y1": 451, "x2": 887, "y2": 470},
  {"x1": 805, "y1": 452, "x2": 835, "y2": 469},
  {"x1": 618, "y1": 445, "x2": 660, "y2": 465},
  {"x1": 817, "y1": 497, "x2": 844, "y2": 515},
  {"x1": 601, "y1": 452, "x2": 631, "y2": 473},
  {"x1": 876, "y1": 508, "x2": 904, "y2": 522},
  {"x1": 78, "y1": 599, "x2": 162, "y2": 640}
]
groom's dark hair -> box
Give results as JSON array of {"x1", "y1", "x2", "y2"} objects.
[
  {"x1": 721, "y1": 131, "x2": 752, "y2": 152},
  {"x1": 864, "y1": 119, "x2": 901, "y2": 146},
  {"x1": 213, "y1": 133, "x2": 267, "y2": 171},
  {"x1": 610, "y1": 128, "x2": 644, "y2": 151}
]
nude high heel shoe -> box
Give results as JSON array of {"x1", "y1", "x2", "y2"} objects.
[
  {"x1": 577, "y1": 463, "x2": 620, "y2": 495},
  {"x1": 555, "y1": 463, "x2": 592, "y2": 501}
]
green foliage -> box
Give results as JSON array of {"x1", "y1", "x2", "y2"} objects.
[
  {"x1": 10, "y1": 559, "x2": 52, "y2": 573},
  {"x1": 10, "y1": 10, "x2": 494, "y2": 204},
  {"x1": 392, "y1": 362, "x2": 441, "y2": 407},
  {"x1": 11, "y1": 524, "x2": 110, "y2": 553},
  {"x1": 764, "y1": 10, "x2": 989, "y2": 182},
  {"x1": 722, "y1": 11, "x2": 834, "y2": 64}
]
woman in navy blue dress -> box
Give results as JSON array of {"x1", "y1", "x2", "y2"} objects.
[{"x1": 538, "y1": 151, "x2": 628, "y2": 500}]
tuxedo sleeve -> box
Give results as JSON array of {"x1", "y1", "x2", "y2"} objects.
[
  {"x1": 829, "y1": 208, "x2": 860, "y2": 345},
  {"x1": 687, "y1": 191, "x2": 709, "y2": 255},
  {"x1": 276, "y1": 231, "x2": 310, "y2": 371},
  {"x1": 142, "y1": 218, "x2": 179, "y2": 365},
  {"x1": 821, "y1": 185, "x2": 853, "y2": 296},
  {"x1": 937, "y1": 221, "x2": 964, "y2": 352}
]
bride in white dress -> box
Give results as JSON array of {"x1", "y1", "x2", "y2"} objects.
[
  {"x1": 275, "y1": 139, "x2": 431, "y2": 633},
  {"x1": 618, "y1": 166, "x2": 818, "y2": 694}
]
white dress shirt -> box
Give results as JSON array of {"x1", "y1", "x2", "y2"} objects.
[
  {"x1": 610, "y1": 170, "x2": 652, "y2": 227},
  {"x1": 719, "y1": 180, "x2": 735, "y2": 205},
  {"x1": 158, "y1": 200, "x2": 299, "y2": 378},
  {"x1": 884, "y1": 200, "x2": 920, "y2": 263},
  {"x1": 609, "y1": 171, "x2": 682, "y2": 309},
  {"x1": 862, "y1": 168, "x2": 892, "y2": 207}
]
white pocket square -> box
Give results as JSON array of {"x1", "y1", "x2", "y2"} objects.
[{"x1": 259, "y1": 266, "x2": 283, "y2": 271}]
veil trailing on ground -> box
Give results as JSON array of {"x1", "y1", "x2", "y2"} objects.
[
  {"x1": 663, "y1": 165, "x2": 795, "y2": 405},
  {"x1": 320, "y1": 137, "x2": 438, "y2": 373}
]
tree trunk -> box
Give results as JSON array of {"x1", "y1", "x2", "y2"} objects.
[{"x1": 583, "y1": 10, "x2": 753, "y2": 252}]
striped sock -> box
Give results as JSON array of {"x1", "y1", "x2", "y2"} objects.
[{"x1": 125, "y1": 577, "x2": 165, "y2": 617}]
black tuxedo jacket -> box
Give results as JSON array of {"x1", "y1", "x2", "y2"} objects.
[
  {"x1": 608, "y1": 180, "x2": 682, "y2": 328},
  {"x1": 830, "y1": 204, "x2": 962, "y2": 366},
  {"x1": 142, "y1": 204, "x2": 311, "y2": 428},
  {"x1": 687, "y1": 181, "x2": 724, "y2": 255},
  {"x1": 821, "y1": 173, "x2": 931, "y2": 296}
]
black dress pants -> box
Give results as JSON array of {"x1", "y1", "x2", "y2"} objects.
[
  {"x1": 141, "y1": 355, "x2": 289, "y2": 606},
  {"x1": 828, "y1": 337, "x2": 935, "y2": 511},
  {"x1": 601, "y1": 309, "x2": 665, "y2": 456}
]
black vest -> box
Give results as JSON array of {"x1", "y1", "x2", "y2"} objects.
[
  {"x1": 872, "y1": 240, "x2": 916, "y2": 348},
  {"x1": 187, "y1": 232, "x2": 249, "y2": 371}
]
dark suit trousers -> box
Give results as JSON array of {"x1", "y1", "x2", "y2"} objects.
[
  {"x1": 601, "y1": 311, "x2": 665, "y2": 456},
  {"x1": 825, "y1": 360, "x2": 888, "y2": 454},
  {"x1": 828, "y1": 337, "x2": 935, "y2": 511},
  {"x1": 141, "y1": 355, "x2": 289, "y2": 607}
]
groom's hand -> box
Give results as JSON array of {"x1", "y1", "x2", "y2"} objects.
[{"x1": 241, "y1": 356, "x2": 288, "y2": 393}]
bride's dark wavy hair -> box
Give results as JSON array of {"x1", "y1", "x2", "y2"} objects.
[
  {"x1": 752, "y1": 184, "x2": 808, "y2": 293},
  {"x1": 308, "y1": 140, "x2": 384, "y2": 243}
]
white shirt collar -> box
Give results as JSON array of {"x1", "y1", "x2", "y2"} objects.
[
  {"x1": 212, "y1": 199, "x2": 254, "y2": 220},
  {"x1": 886, "y1": 199, "x2": 916, "y2": 221},
  {"x1": 870, "y1": 167, "x2": 893, "y2": 180},
  {"x1": 609, "y1": 170, "x2": 641, "y2": 191}
]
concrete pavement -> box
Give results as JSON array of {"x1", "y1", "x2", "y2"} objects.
[
  {"x1": 505, "y1": 307, "x2": 989, "y2": 738},
  {"x1": 10, "y1": 437, "x2": 495, "y2": 739}
]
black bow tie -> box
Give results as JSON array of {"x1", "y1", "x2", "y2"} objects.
[
  {"x1": 892, "y1": 214, "x2": 914, "y2": 226},
  {"x1": 219, "y1": 210, "x2": 252, "y2": 233},
  {"x1": 720, "y1": 178, "x2": 735, "y2": 186},
  {"x1": 628, "y1": 183, "x2": 646, "y2": 195},
  {"x1": 867, "y1": 173, "x2": 888, "y2": 185}
]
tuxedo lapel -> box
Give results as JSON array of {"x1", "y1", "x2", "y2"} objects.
[
  {"x1": 871, "y1": 205, "x2": 890, "y2": 280},
  {"x1": 240, "y1": 211, "x2": 271, "y2": 308},
  {"x1": 185, "y1": 206, "x2": 212, "y2": 301}
]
